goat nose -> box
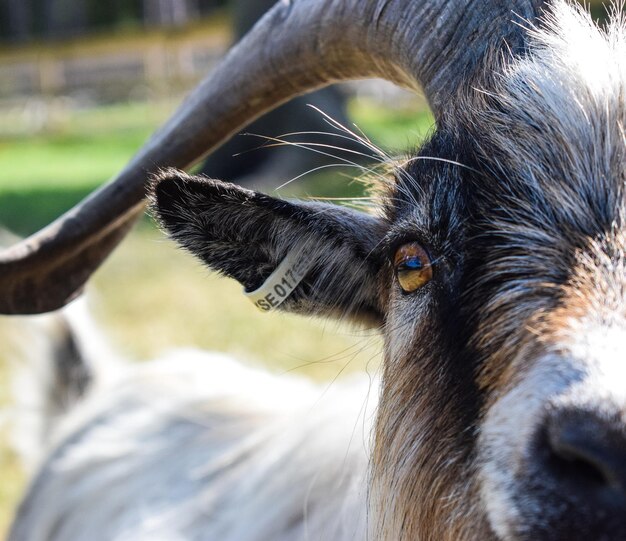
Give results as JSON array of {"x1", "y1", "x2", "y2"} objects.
[{"x1": 540, "y1": 408, "x2": 626, "y2": 508}]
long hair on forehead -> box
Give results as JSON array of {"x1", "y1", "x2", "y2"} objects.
[{"x1": 464, "y1": 0, "x2": 625, "y2": 222}]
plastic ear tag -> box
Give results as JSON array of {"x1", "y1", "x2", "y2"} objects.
[{"x1": 244, "y1": 251, "x2": 314, "y2": 312}]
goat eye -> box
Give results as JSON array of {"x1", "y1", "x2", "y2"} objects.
[{"x1": 393, "y1": 242, "x2": 433, "y2": 293}]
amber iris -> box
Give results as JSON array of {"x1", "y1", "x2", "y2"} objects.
[{"x1": 393, "y1": 242, "x2": 433, "y2": 293}]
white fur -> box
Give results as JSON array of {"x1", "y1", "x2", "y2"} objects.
[
  {"x1": 2, "y1": 299, "x2": 121, "y2": 471},
  {"x1": 9, "y1": 346, "x2": 378, "y2": 541},
  {"x1": 480, "y1": 316, "x2": 626, "y2": 538}
]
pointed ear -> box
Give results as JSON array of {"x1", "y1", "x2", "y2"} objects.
[{"x1": 149, "y1": 170, "x2": 388, "y2": 324}]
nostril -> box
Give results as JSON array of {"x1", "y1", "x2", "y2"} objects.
[
  {"x1": 546, "y1": 422, "x2": 614, "y2": 488},
  {"x1": 517, "y1": 408, "x2": 626, "y2": 539},
  {"x1": 540, "y1": 409, "x2": 626, "y2": 505}
]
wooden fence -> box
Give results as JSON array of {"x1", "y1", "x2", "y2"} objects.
[{"x1": 0, "y1": 18, "x2": 230, "y2": 103}]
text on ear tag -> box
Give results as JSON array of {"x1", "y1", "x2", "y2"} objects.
[{"x1": 244, "y1": 251, "x2": 314, "y2": 312}]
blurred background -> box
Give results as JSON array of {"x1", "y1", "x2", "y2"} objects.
[{"x1": 0, "y1": 0, "x2": 610, "y2": 535}]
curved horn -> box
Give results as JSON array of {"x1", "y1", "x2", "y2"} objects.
[{"x1": 0, "y1": 0, "x2": 543, "y2": 314}]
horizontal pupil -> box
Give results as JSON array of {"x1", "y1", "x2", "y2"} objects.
[{"x1": 400, "y1": 259, "x2": 423, "y2": 271}]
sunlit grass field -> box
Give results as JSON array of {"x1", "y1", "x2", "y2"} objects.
[
  {"x1": 0, "y1": 98, "x2": 433, "y2": 235},
  {"x1": 0, "y1": 97, "x2": 433, "y2": 536}
]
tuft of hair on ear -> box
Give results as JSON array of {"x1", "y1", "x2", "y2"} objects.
[
  {"x1": 148, "y1": 168, "x2": 193, "y2": 226},
  {"x1": 148, "y1": 168, "x2": 253, "y2": 234}
]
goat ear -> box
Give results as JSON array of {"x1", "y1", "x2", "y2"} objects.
[{"x1": 150, "y1": 170, "x2": 387, "y2": 324}]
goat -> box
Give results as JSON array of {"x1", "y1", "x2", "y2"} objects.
[{"x1": 2, "y1": 0, "x2": 625, "y2": 539}]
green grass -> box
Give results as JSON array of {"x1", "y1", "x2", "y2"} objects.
[
  {"x1": 0, "y1": 101, "x2": 176, "y2": 235},
  {"x1": 0, "y1": 102, "x2": 175, "y2": 191},
  {"x1": 349, "y1": 98, "x2": 434, "y2": 153},
  {"x1": 0, "y1": 98, "x2": 434, "y2": 235},
  {"x1": 0, "y1": 131, "x2": 144, "y2": 191}
]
